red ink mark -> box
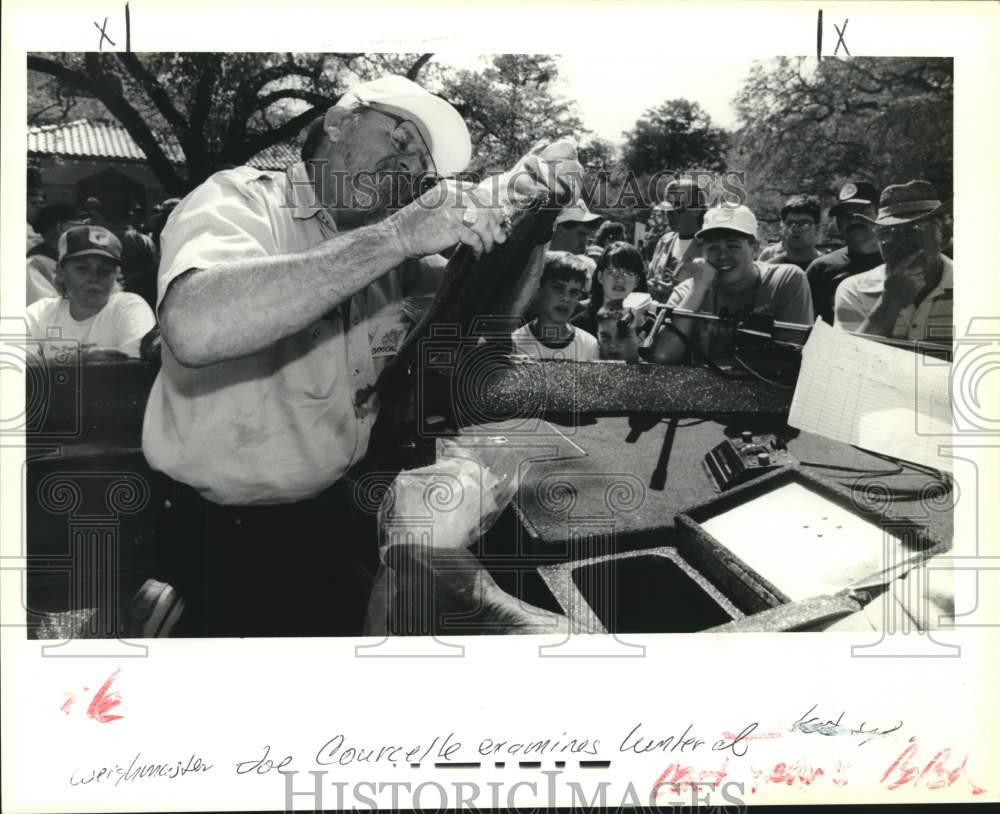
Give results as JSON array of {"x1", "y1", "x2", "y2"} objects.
[
  {"x1": 833, "y1": 759, "x2": 850, "y2": 787},
  {"x1": 768, "y1": 760, "x2": 824, "y2": 786},
  {"x1": 652, "y1": 759, "x2": 729, "y2": 797},
  {"x1": 60, "y1": 693, "x2": 75, "y2": 715},
  {"x1": 749, "y1": 757, "x2": 844, "y2": 793},
  {"x1": 881, "y1": 743, "x2": 986, "y2": 795},
  {"x1": 86, "y1": 669, "x2": 124, "y2": 723},
  {"x1": 721, "y1": 730, "x2": 782, "y2": 741}
]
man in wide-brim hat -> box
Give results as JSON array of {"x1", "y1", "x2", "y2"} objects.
[{"x1": 833, "y1": 180, "x2": 953, "y2": 343}]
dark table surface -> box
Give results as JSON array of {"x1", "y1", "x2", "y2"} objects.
[{"x1": 506, "y1": 414, "x2": 952, "y2": 554}]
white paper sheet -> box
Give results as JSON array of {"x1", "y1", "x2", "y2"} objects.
[{"x1": 789, "y1": 320, "x2": 953, "y2": 472}]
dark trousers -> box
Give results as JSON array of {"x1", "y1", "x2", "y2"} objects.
[{"x1": 153, "y1": 476, "x2": 378, "y2": 637}]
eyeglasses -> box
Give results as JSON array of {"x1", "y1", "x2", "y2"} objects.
[
  {"x1": 875, "y1": 221, "x2": 932, "y2": 237},
  {"x1": 369, "y1": 108, "x2": 436, "y2": 175},
  {"x1": 606, "y1": 268, "x2": 639, "y2": 280},
  {"x1": 783, "y1": 220, "x2": 816, "y2": 231}
]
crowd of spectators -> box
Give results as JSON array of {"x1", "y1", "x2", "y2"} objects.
[
  {"x1": 25, "y1": 160, "x2": 953, "y2": 370},
  {"x1": 515, "y1": 175, "x2": 952, "y2": 366}
]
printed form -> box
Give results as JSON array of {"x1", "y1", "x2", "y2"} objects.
[{"x1": 789, "y1": 320, "x2": 953, "y2": 472}]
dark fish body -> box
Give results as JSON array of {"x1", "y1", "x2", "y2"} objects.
[{"x1": 375, "y1": 189, "x2": 565, "y2": 402}]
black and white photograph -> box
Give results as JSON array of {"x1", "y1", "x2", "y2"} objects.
[
  {"x1": 20, "y1": 47, "x2": 956, "y2": 639},
  {"x1": 3, "y1": 1, "x2": 998, "y2": 811}
]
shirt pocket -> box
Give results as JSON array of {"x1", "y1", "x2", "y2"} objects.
[{"x1": 275, "y1": 320, "x2": 343, "y2": 400}]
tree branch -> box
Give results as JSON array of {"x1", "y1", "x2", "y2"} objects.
[
  {"x1": 115, "y1": 52, "x2": 189, "y2": 131},
  {"x1": 235, "y1": 106, "x2": 325, "y2": 164},
  {"x1": 407, "y1": 53, "x2": 434, "y2": 82},
  {"x1": 29, "y1": 55, "x2": 186, "y2": 194},
  {"x1": 246, "y1": 60, "x2": 327, "y2": 96},
  {"x1": 189, "y1": 53, "x2": 221, "y2": 133}
]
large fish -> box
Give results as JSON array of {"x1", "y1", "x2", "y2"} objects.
[{"x1": 375, "y1": 140, "x2": 580, "y2": 404}]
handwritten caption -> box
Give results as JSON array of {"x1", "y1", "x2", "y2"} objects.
[{"x1": 62, "y1": 704, "x2": 986, "y2": 798}]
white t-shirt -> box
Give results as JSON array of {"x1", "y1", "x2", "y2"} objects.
[
  {"x1": 511, "y1": 322, "x2": 599, "y2": 361},
  {"x1": 26, "y1": 292, "x2": 156, "y2": 359}
]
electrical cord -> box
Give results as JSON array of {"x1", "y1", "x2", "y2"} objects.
[
  {"x1": 732, "y1": 352, "x2": 795, "y2": 390},
  {"x1": 860, "y1": 448, "x2": 952, "y2": 482},
  {"x1": 798, "y1": 460, "x2": 905, "y2": 476}
]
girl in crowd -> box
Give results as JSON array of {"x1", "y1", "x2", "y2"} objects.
[{"x1": 572, "y1": 241, "x2": 652, "y2": 346}]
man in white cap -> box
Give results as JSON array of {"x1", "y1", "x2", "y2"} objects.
[
  {"x1": 833, "y1": 180, "x2": 952, "y2": 343},
  {"x1": 550, "y1": 198, "x2": 603, "y2": 256},
  {"x1": 140, "y1": 74, "x2": 582, "y2": 636},
  {"x1": 650, "y1": 203, "x2": 814, "y2": 365}
]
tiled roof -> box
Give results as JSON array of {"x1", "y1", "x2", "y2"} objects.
[{"x1": 27, "y1": 119, "x2": 298, "y2": 171}]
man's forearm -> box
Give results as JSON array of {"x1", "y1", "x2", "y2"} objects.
[
  {"x1": 161, "y1": 219, "x2": 406, "y2": 367},
  {"x1": 858, "y1": 296, "x2": 905, "y2": 338},
  {"x1": 650, "y1": 280, "x2": 711, "y2": 364}
]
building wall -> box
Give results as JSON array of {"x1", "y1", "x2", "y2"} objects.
[{"x1": 31, "y1": 155, "x2": 181, "y2": 216}]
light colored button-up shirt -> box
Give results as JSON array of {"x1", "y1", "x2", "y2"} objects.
[
  {"x1": 142, "y1": 163, "x2": 416, "y2": 505},
  {"x1": 833, "y1": 256, "x2": 953, "y2": 342}
]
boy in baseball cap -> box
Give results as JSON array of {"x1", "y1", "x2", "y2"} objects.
[
  {"x1": 58, "y1": 224, "x2": 124, "y2": 265},
  {"x1": 650, "y1": 203, "x2": 814, "y2": 364},
  {"x1": 26, "y1": 225, "x2": 155, "y2": 359}
]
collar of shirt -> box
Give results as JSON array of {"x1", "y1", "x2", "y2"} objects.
[{"x1": 286, "y1": 161, "x2": 339, "y2": 234}]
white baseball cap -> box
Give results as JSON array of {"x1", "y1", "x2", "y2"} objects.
[
  {"x1": 696, "y1": 203, "x2": 758, "y2": 239},
  {"x1": 555, "y1": 198, "x2": 603, "y2": 226},
  {"x1": 335, "y1": 75, "x2": 472, "y2": 176}
]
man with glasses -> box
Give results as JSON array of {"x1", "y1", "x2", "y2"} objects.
[
  {"x1": 805, "y1": 181, "x2": 884, "y2": 325},
  {"x1": 833, "y1": 180, "x2": 952, "y2": 343},
  {"x1": 758, "y1": 195, "x2": 823, "y2": 271},
  {"x1": 139, "y1": 74, "x2": 583, "y2": 636}
]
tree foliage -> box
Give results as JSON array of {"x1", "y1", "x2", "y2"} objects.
[
  {"x1": 28, "y1": 52, "x2": 435, "y2": 195},
  {"x1": 29, "y1": 52, "x2": 590, "y2": 197},
  {"x1": 621, "y1": 98, "x2": 730, "y2": 177},
  {"x1": 439, "y1": 55, "x2": 587, "y2": 174},
  {"x1": 730, "y1": 56, "x2": 953, "y2": 223}
]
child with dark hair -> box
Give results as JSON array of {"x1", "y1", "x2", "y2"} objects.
[
  {"x1": 511, "y1": 251, "x2": 599, "y2": 361},
  {"x1": 586, "y1": 220, "x2": 629, "y2": 262},
  {"x1": 573, "y1": 241, "x2": 652, "y2": 338},
  {"x1": 594, "y1": 220, "x2": 628, "y2": 247},
  {"x1": 595, "y1": 303, "x2": 641, "y2": 363}
]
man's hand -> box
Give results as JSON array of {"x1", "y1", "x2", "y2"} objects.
[
  {"x1": 881, "y1": 249, "x2": 926, "y2": 308},
  {"x1": 388, "y1": 179, "x2": 511, "y2": 259},
  {"x1": 675, "y1": 239, "x2": 712, "y2": 288},
  {"x1": 507, "y1": 139, "x2": 583, "y2": 205},
  {"x1": 385, "y1": 543, "x2": 566, "y2": 635},
  {"x1": 687, "y1": 258, "x2": 719, "y2": 291},
  {"x1": 385, "y1": 140, "x2": 584, "y2": 260}
]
